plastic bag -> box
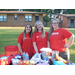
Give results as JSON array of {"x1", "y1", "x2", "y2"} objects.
[
  {"x1": 40, "y1": 48, "x2": 52, "y2": 53},
  {"x1": 30, "y1": 53, "x2": 41, "y2": 64},
  {"x1": 31, "y1": 53, "x2": 41, "y2": 59},
  {"x1": 11, "y1": 58, "x2": 20, "y2": 65}
]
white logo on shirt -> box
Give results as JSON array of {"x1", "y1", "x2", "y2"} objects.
[
  {"x1": 36, "y1": 35, "x2": 46, "y2": 38},
  {"x1": 52, "y1": 32, "x2": 59, "y2": 35},
  {"x1": 36, "y1": 36, "x2": 41, "y2": 38},
  {"x1": 25, "y1": 37, "x2": 31, "y2": 39}
]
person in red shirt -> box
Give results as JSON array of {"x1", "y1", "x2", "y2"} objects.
[
  {"x1": 18, "y1": 23, "x2": 33, "y2": 58},
  {"x1": 48, "y1": 19, "x2": 74, "y2": 61},
  {"x1": 32, "y1": 21, "x2": 48, "y2": 53}
]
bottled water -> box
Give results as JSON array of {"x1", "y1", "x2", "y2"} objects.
[
  {"x1": 25, "y1": 53, "x2": 29, "y2": 60},
  {"x1": 22, "y1": 52, "x2": 26, "y2": 61},
  {"x1": 22, "y1": 52, "x2": 29, "y2": 60}
]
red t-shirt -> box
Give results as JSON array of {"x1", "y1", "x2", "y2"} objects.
[
  {"x1": 32, "y1": 31, "x2": 48, "y2": 53},
  {"x1": 49, "y1": 28, "x2": 72, "y2": 52},
  {"x1": 17, "y1": 33, "x2": 33, "y2": 58}
]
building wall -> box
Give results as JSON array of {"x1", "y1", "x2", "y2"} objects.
[
  {"x1": 70, "y1": 17, "x2": 75, "y2": 28},
  {"x1": 0, "y1": 14, "x2": 43, "y2": 27},
  {"x1": 60, "y1": 15, "x2": 75, "y2": 28},
  {"x1": 67, "y1": 18, "x2": 70, "y2": 27},
  {"x1": 60, "y1": 16, "x2": 69, "y2": 28},
  {"x1": 62, "y1": 16, "x2": 68, "y2": 28}
]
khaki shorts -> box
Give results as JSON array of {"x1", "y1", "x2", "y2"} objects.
[{"x1": 59, "y1": 48, "x2": 70, "y2": 61}]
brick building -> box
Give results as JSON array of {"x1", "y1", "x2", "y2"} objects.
[
  {"x1": 0, "y1": 11, "x2": 46, "y2": 27},
  {"x1": 59, "y1": 14, "x2": 75, "y2": 28}
]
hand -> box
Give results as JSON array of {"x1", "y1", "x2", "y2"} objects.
[
  {"x1": 64, "y1": 44, "x2": 70, "y2": 48},
  {"x1": 21, "y1": 53, "x2": 23, "y2": 56}
]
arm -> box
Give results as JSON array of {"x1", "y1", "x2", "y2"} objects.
[
  {"x1": 64, "y1": 34, "x2": 74, "y2": 48},
  {"x1": 18, "y1": 43, "x2": 23, "y2": 55},
  {"x1": 47, "y1": 41, "x2": 50, "y2": 48},
  {"x1": 33, "y1": 42, "x2": 38, "y2": 53}
]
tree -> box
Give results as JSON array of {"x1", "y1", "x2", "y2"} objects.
[
  {"x1": 43, "y1": 9, "x2": 50, "y2": 22},
  {"x1": 63, "y1": 9, "x2": 75, "y2": 14},
  {"x1": 0, "y1": 9, "x2": 18, "y2": 11},
  {"x1": 52, "y1": 9, "x2": 62, "y2": 18}
]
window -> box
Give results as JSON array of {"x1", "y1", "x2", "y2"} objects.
[
  {"x1": 0, "y1": 16, "x2": 3, "y2": 21},
  {"x1": 35, "y1": 16, "x2": 39, "y2": 23},
  {"x1": 25, "y1": 15, "x2": 32, "y2": 21},
  {"x1": 0, "y1": 15, "x2": 7, "y2": 22},
  {"x1": 14, "y1": 14, "x2": 17, "y2": 20},
  {"x1": 4, "y1": 16, "x2": 7, "y2": 21},
  {"x1": 25, "y1": 16, "x2": 28, "y2": 21}
]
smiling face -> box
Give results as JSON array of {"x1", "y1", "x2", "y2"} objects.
[
  {"x1": 52, "y1": 20, "x2": 59, "y2": 30},
  {"x1": 26, "y1": 25, "x2": 31, "y2": 34},
  {"x1": 36, "y1": 22, "x2": 43, "y2": 31}
]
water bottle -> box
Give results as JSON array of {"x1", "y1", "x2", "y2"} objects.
[
  {"x1": 25, "y1": 53, "x2": 29, "y2": 60},
  {"x1": 22, "y1": 52, "x2": 26, "y2": 61}
]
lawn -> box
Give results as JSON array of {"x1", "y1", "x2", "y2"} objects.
[{"x1": 0, "y1": 27, "x2": 75, "y2": 63}]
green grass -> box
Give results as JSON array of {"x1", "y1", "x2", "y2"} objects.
[{"x1": 0, "y1": 27, "x2": 75, "y2": 63}]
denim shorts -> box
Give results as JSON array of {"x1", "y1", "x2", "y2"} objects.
[{"x1": 59, "y1": 48, "x2": 70, "y2": 61}]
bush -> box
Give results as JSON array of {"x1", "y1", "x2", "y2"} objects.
[{"x1": 43, "y1": 21, "x2": 50, "y2": 27}]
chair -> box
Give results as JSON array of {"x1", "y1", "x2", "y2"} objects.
[
  {"x1": 0, "y1": 45, "x2": 21, "y2": 65},
  {"x1": 5, "y1": 45, "x2": 21, "y2": 56},
  {"x1": 0, "y1": 54, "x2": 6, "y2": 58}
]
